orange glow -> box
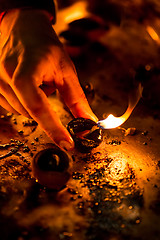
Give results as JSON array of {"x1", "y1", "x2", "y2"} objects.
[
  {"x1": 63, "y1": 1, "x2": 89, "y2": 23},
  {"x1": 98, "y1": 112, "x2": 130, "y2": 129},
  {"x1": 106, "y1": 159, "x2": 126, "y2": 180},
  {"x1": 54, "y1": 1, "x2": 90, "y2": 34},
  {"x1": 146, "y1": 26, "x2": 160, "y2": 42},
  {"x1": 98, "y1": 83, "x2": 143, "y2": 129}
]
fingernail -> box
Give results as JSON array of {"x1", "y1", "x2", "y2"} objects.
[
  {"x1": 87, "y1": 114, "x2": 98, "y2": 123},
  {"x1": 92, "y1": 115, "x2": 99, "y2": 123},
  {"x1": 59, "y1": 140, "x2": 74, "y2": 151}
]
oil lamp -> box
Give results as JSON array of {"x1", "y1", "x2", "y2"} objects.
[
  {"x1": 67, "y1": 117, "x2": 103, "y2": 152},
  {"x1": 32, "y1": 144, "x2": 72, "y2": 190}
]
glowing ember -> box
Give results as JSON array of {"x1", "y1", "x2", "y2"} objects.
[
  {"x1": 98, "y1": 83, "x2": 143, "y2": 129},
  {"x1": 146, "y1": 26, "x2": 160, "y2": 42}
]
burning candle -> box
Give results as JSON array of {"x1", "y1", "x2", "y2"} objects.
[{"x1": 97, "y1": 83, "x2": 143, "y2": 129}]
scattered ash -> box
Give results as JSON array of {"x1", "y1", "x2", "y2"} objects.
[
  {"x1": 22, "y1": 119, "x2": 38, "y2": 127},
  {"x1": 18, "y1": 130, "x2": 24, "y2": 135},
  {"x1": 0, "y1": 136, "x2": 144, "y2": 240},
  {"x1": 0, "y1": 139, "x2": 32, "y2": 181},
  {"x1": 0, "y1": 113, "x2": 13, "y2": 121},
  {"x1": 141, "y1": 130, "x2": 148, "y2": 136},
  {"x1": 0, "y1": 140, "x2": 26, "y2": 160},
  {"x1": 108, "y1": 140, "x2": 121, "y2": 146},
  {"x1": 22, "y1": 145, "x2": 30, "y2": 153},
  {"x1": 12, "y1": 118, "x2": 17, "y2": 124},
  {"x1": 22, "y1": 119, "x2": 38, "y2": 133},
  {"x1": 72, "y1": 172, "x2": 84, "y2": 180},
  {"x1": 124, "y1": 128, "x2": 136, "y2": 136},
  {"x1": 1, "y1": 139, "x2": 29, "y2": 156},
  {"x1": 69, "y1": 151, "x2": 144, "y2": 240},
  {"x1": 0, "y1": 157, "x2": 31, "y2": 181},
  {"x1": 34, "y1": 137, "x2": 39, "y2": 142},
  {"x1": 0, "y1": 143, "x2": 11, "y2": 150}
]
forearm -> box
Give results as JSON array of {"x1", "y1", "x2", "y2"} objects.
[{"x1": 0, "y1": 0, "x2": 57, "y2": 23}]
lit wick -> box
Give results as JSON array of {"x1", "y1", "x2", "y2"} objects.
[{"x1": 97, "y1": 83, "x2": 143, "y2": 129}]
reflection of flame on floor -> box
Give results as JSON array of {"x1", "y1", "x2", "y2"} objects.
[
  {"x1": 106, "y1": 158, "x2": 127, "y2": 181},
  {"x1": 75, "y1": 150, "x2": 143, "y2": 229}
]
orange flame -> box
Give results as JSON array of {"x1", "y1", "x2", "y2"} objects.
[
  {"x1": 63, "y1": 1, "x2": 89, "y2": 23},
  {"x1": 54, "y1": 1, "x2": 90, "y2": 34},
  {"x1": 98, "y1": 83, "x2": 143, "y2": 129}
]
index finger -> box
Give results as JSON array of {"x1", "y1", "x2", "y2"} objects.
[
  {"x1": 12, "y1": 63, "x2": 74, "y2": 150},
  {"x1": 56, "y1": 56, "x2": 98, "y2": 122}
]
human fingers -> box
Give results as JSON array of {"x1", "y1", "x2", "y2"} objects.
[
  {"x1": 0, "y1": 78, "x2": 31, "y2": 118},
  {"x1": 39, "y1": 83, "x2": 56, "y2": 97},
  {"x1": 56, "y1": 54, "x2": 98, "y2": 122},
  {"x1": 0, "y1": 92, "x2": 19, "y2": 114},
  {"x1": 12, "y1": 60, "x2": 74, "y2": 150}
]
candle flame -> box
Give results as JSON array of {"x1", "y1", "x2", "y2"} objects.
[
  {"x1": 98, "y1": 114, "x2": 125, "y2": 129},
  {"x1": 98, "y1": 83, "x2": 143, "y2": 129}
]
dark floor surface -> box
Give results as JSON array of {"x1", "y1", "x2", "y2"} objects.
[{"x1": 1, "y1": 1, "x2": 160, "y2": 240}]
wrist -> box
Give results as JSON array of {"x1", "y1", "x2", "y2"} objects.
[
  {"x1": 2, "y1": 8, "x2": 53, "y2": 23},
  {"x1": 0, "y1": 0, "x2": 56, "y2": 24},
  {"x1": 0, "y1": 8, "x2": 54, "y2": 35}
]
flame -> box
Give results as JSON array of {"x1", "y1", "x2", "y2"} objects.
[
  {"x1": 54, "y1": 1, "x2": 90, "y2": 34},
  {"x1": 98, "y1": 83, "x2": 143, "y2": 129},
  {"x1": 63, "y1": 1, "x2": 89, "y2": 23},
  {"x1": 99, "y1": 114, "x2": 125, "y2": 129}
]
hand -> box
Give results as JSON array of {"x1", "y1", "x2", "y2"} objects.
[{"x1": 0, "y1": 9, "x2": 97, "y2": 150}]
